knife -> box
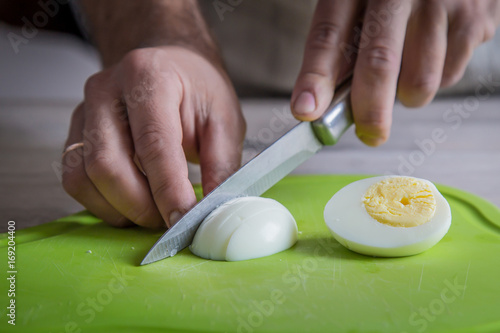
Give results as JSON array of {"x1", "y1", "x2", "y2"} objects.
[{"x1": 140, "y1": 76, "x2": 353, "y2": 265}]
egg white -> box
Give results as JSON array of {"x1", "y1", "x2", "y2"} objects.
[
  {"x1": 324, "y1": 176, "x2": 452, "y2": 257},
  {"x1": 190, "y1": 196, "x2": 298, "y2": 261}
]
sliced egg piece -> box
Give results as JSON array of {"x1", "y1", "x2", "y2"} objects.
[
  {"x1": 324, "y1": 176, "x2": 451, "y2": 257},
  {"x1": 190, "y1": 197, "x2": 298, "y2": 261}
]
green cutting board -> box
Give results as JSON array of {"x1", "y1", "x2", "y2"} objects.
[{"x1": 2, "y1": 175, "x2": 500, "y2": 333}]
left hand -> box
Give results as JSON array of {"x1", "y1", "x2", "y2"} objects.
[{"x1": 291, "y1": 0, "x2": 500, "y2": 146}]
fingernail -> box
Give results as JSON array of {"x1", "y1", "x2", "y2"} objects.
[
  {"x1": 293, "y1": 91, "x2": 316, "y2": 114},
  {"x1": 168, "y1": 210, "x2": 183, "y2": 228},
  {"x1": 358, "y1": 134, "x2": 384, "y2": 147}
]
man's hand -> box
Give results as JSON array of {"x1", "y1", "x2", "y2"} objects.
[
  {"x1": 292, "y1": 0, "x2": 500, "y2": 146},
  {"x1": 62, "y1": 1, "x2": 245, "y2": 228},
  {"x1": 63, "y1": 46, "x2": 245, "y2": 229}
]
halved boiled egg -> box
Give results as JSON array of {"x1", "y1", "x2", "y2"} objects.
[
  {"x1": 190, "y1": 197, "x2": 298, "y2": 261},
  {"x1": 324, "y1": 176, "x2": 451, "y2": 257}
]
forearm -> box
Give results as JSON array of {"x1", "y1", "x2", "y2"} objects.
[{"x1": 80, "y1": 0, "x2": 222, "y2": 67}]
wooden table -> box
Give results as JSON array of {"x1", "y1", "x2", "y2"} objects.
[{"x1": 1, "y1": 96, "x2": 499, "y2": 232}]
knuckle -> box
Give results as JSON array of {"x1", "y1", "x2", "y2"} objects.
[
  {"x1": 129, "y1": 209, "x2": 149, "y2": 226},
  {"x1": 424, "y1": 0, "x2": 442, "y2": 10},
  {"x1": 127, "y1": 206, "x2": 160, "y2": 227},
  {"x1": 421, "y1": 0, "x2": 446, "y2": 18},
  {"x1": 135, "y1": 124, "x2": 167, "y2": 164},
  {"x1": 105, "y1": 216, "x2": 132, "y2": 228},
  {"x1": 406, "y1": 74, "x2": 440, "y2": 97},
  {"x1": 221, "y1": 110, "x2": 247, "y2": 141},
  {"x1": 205, "y1": 162, "x2": 233, "y2": 184},
  {"x1": 85, "y1": 146, "x2": 117, "y2": 182},
  {"x1": 452, "y1": 19, "x2": 481, "y2": 49},
  {"x1": 298, "y1": 69, "x2": 333, "y2": 84},
  {"x1": 120, "y1": 50, "x2": 159, "y2": 88},
  {"x1": 482, "y1": 21, "x2": 496, "y2": 42},
  {"x1": 121, "y1": 49, "x2": 149, "y2": 72},
  {"x1": 120, "y1": 49, "x2": 168, "y2": 81},
  {"x1": 355, "y1": 109, "x2": 390, "y2": 130},
  {"x1": 61, "y1": 167, "x2": 86, "y2": 198},
  {"x1": 83, "y1": 75, "x2": 99, "y2": 97},
  {"x1": 84, "y1": 72, "x2": 107, "y2": 98},
  {"x1": 71, "y1": 103, "x2": 84, "y2": 120},
  {"x1": 453, "y1": 4, "x2": 473, "y2": 24},
  {"x1": 308, "y1": 21, "x2": 343, "y2": 50},
  {"x1": 440, "y1": 70, "x2": 462, "y2": 88},
  {"x1": 462, "y1": 27, "x2": 480, "y2": 47},
  {"x1": 362, "y1": 42, "x2": 399, "y2": 73},
  {"x1": 151, "y1": 178, "x2": 178, "y2": 203}
]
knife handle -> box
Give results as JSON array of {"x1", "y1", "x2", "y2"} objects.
[{"x1": 311, "y1": 76, "x2": 353, "y2": 146}]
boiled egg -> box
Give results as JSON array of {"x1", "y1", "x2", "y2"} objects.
[
  {"x1": 324, "y1": 176, "x2": 451, "y2": 257},
  {"x1": 190, "y1": 197, "x2": 298, "y2": 261}
]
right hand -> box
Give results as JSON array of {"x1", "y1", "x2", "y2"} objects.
[
  {"x1": 62, "y1": 46, "x2": 246, "y2": 228},
  {"x1": 291, "y1": 0, "x2": 500, "y2": 147}
]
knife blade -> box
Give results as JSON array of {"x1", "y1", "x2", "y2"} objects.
[{"x1": 140, "y1": 76, "x2": 353, "y2": 265}]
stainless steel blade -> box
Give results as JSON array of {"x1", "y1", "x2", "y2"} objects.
[{"x1": 140, "y1": 121, "x2": 323, "y2": 265}]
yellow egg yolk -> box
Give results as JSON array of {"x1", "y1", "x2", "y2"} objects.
[{"x1": 363, "y1": 177, "x2": 436, "y2": 227}]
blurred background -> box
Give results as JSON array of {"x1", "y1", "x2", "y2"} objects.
[{"x1": 1, "y1": 0, "x2": 499, "y2": 231}]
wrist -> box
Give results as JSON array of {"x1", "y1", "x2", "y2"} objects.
[{"x1": 80, "y1": 0, "x2": 223, "y2": 68}]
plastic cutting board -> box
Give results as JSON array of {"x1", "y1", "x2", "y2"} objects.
[{"x1": 1, "y1": 175, "x2": 500, "y2": 333}]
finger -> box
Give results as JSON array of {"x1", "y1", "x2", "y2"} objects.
[
  {"x1": 397, "y1": 2, "x2": 447, "y2": 107},
  {"x1": 198, "y1": 98, "x2": 246, "y2": 195},
  {"x1": 82, "y1": 72, "x2": 164, "y2": 229},
  {"x1": 441, "y1": 11, "x2": 483, "y2": 88},
  {"x1": 352, "y1": 0, "x2": 412, "y2": 146},
  {"x1": 291, "y1": 0, "x2": 360, "y2": 121},
  {"x1": 62, "y1": 103, "x2": 131, "y2": 227},
  {"x1": 125, "y1": 69, "x2": 197, "y2": 228}
]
